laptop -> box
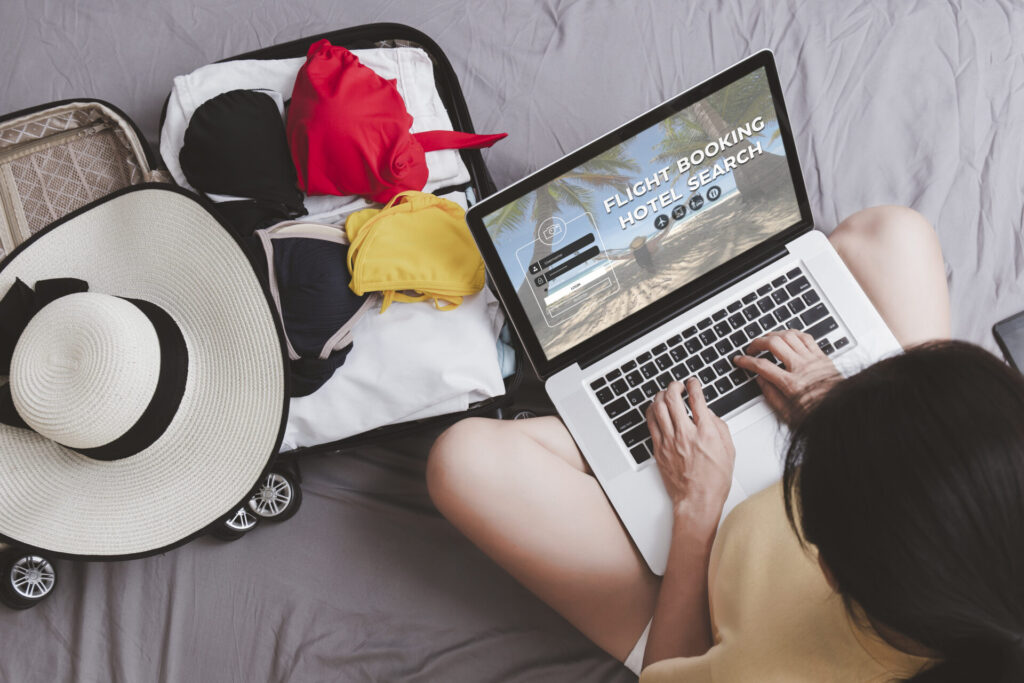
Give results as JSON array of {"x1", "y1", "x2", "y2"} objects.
[{"x1": 464, "y1": 50, "x2": 901, "y2": 575}]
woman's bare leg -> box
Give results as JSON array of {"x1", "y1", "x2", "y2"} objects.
[
  {"x1": 828, "y1": 205, "x2": 951, "y2": 346},
  {"x1": 427, "y1": 416, "x2": 658, "y2": 661},
  {"x1": 427, "y1": 206, "x2": 951, "y2": 665}
]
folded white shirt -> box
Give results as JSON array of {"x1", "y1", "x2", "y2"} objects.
[{"x1": 160, "y1": 46, "x2": 472, "y2": 219}]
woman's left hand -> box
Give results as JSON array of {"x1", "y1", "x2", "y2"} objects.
[{"x1": 646, "y1": 378, "x2": 736, "y2": 526}]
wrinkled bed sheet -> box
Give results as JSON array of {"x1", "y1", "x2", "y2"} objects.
[{"x1": 1, "y1": 1, "x2": 1022, "y2": 681}]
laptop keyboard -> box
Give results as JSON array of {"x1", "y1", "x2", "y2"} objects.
[{"x1": 588, "y1": 266, "x2": 848, "y2": 466}]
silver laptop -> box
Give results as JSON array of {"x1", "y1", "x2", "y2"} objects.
[{"x1": 465, "y1": 50, "x2": 900, "y2": 575}]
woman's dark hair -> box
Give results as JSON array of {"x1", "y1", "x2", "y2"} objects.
[{"x1": 783, "y1": 340, "x2": 1024, "y2": 682}]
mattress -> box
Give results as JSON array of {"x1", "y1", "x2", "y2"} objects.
[{"x1": 1, "y1": 1, "x2": 1022, "y2": 681}]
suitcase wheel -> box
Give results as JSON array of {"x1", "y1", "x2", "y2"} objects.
[
  {"x1": 1, "y1": 549, "x2": 57, "y2": 610},
  {"x1": 247, "y1": 469, "x2": 302, "y2": 523}
]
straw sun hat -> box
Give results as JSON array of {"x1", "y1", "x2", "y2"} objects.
[{"x1": 0, "y1": 186, "x2": 287, "y2": 558}]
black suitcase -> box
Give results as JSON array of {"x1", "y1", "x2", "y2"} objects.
[
  {"x1": 159, "y1": 23, "x2": 524, "y2": 457},
  {"x1": 0, "y1": 23, "x2": 523, "y2": 609}
]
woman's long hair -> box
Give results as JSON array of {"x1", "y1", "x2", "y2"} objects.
[{"x1": 783, "y1": 341, "x2": 1024, "y2": 682}]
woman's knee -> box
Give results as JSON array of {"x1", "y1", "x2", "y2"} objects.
[
  {"x1": 426, "y1": 417, "x2": 498, "y2": 509},
  {"x1": 830, "y1": 205, "x2": 940, "y2": 261}
]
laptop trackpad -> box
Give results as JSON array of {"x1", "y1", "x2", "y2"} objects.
[{"x1": 730, "y1": 408, "x2": 788, "y2": 499}]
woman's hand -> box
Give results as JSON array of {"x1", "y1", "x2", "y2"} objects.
[
  {"x1": 646, "y1": 378, "x2": 736, "y2": 526},
  {"x1": 733, "y1": 330, "x2": 842, "y2": 426}
]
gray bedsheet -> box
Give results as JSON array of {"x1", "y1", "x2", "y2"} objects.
[{"x1": 1, "y1": 1, "x2": 1023, "y2": 681}]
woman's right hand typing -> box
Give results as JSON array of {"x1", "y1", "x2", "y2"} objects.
[{"x1": 733, "y1": 330, "x2": 842, "y2": 426}]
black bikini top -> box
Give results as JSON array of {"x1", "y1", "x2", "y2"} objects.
[{"x1": 179, "y1": 89, "x2": 306, "y2": 228}]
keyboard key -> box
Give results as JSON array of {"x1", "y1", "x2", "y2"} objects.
[
  {"x1": 682, "y1": 326, "x2": 698, "y2": 338},
  {"x1": 729, "y1": 330, "x2": 747, "y2": 347},
  {"x1": 741, "y1": 292, "x2": 758, "y2": 304},
  {"x1": 698, "y1": 330, "x2": 716, "y2": 346},
  {"x1": 786, "y1": 267, "x2": 801, "y2": 279},
  {"x1": 590, "y1": 377, "x2": 607, "y2": 390},
  {"x1": 729, "y1": 369, "x2": 747, "y2": 385},
  {"x1": 656, "y1": 372, "x2": 672, "y2": 389},
  {"x1": 784, "y1": 317, "x2": 802, "y2": 330},
  {"x1": 606, "y1": 368, "x2": 622, "y2": 381},
  {"x1": 630, "y1": 443, "x2": 651, "y2": 465},
  {"x1": 758, "y1": 313, "x2": 775, "y2": 329},
  {"x1": 743, "y1": 305, "x2": 760, "y2": 321},
  {"x1": 626, "y1": 370, "x2": 643, "y2": 387},
  {"x1": 834, "y1": 336, "x2": 850, "y2": 350},
  {"x1": 596, "y1": 387, "x2": 614, "y2": 403},
  {"x1": 671, "y1": 365, "x2": 688, "y2": 380},
  {"x1": 604, "y1": 396, "x2": 629, "y2": 418},
  {"x1": 786, "y1": 277, "x2": 811, "y2": 297},
  {"x1": 709, "y1": 379, "x2": 762, "y2": 417},
  {"x1": 652, "y1": 343, "x2": 668, "y2": 355},
  {"x1": 714, "y1": 377, "x2": 733, "y2": 394},
  {"x1": 771, "y1": 275, "x2": 787, "y2": 287},
  {"x1": 622, "y1": 422, "x2": 651, "y2": 447},
  {"x1": 744, "y1": 322, "x2": 761, "y2": 338},
  {"x1": 715, "y1": 339, "x2": 732, "y2": 356},
  {"x1": 686, "y1": 357, "x2": 703, "y2": 373},
  {"x1": 713, "y1": 321, "x2": 731, "y2": 337},
  {"x1": 627, "y1": 388, "x2": 645, "y2": 405},
  {"x1": 727, "y1": 301, "x2": 743, "y2": 313},
  {"x1": 756, "y1": 284, "x2": 772, "y2": 296},
  {"x1": 670, "y1": 347, "x2": 687, "y2": 363},
  {"x1": 806, "y1": 316, "x2": 839, "y2": 339},
  {"x1": 613, "y1": 408, "x2": 644, "y2": 432},
  {"x1": 700, "y1": 348, "x2": 718, "y2": 364},
  {"x1": 642, "y1": 381, "x2": 659, "y2": 397},
  {"x1": 773, "y1": 309, "x2": 789, "y2": 323},
  {"x1": 655, "y1": 354, "x2": 672, "y2": 371},
  {"x1": 712, "y1": 309, "x2": 727, "y2": 321},
  {"x1": 757, "y1": 297, "x2": 774, "y2": 313},
  {"x1": 641, "y1": 362, "x2": 658, "y2": 379},
  {"x1": 639, "y1": 400, "x2": 653, "y2": 416},
  {"x1": 698, "y1": 367, "x2": 716, "y2": 384},
  {"x1": 819, "y1": 340, "x2": 835, "y2": 355},
  {"x1": 667, "y1": 334, "x2": 682, "y2": 345},
  {"x1": 611, "y1": 379, "x2": 628, "y2": 395},
  {"x1": 713, "y1": 359, "x2": 732, "y2": 376},
  {"x1": 637, "y1": 351, "x2": 653, "y2": 363},
  {"x1": 727, "y1": 312, "x2": 746, "y2": 329},
  {"x1": 685, "y1": 338, "x2": 701, "y2": 354},
  {"x1": 803, "y1": 290, "x2": 820, "y2": 305},
  {"x1": 800, "y1": 303, "x2": 829, "y2": 328},
  {"x1": 771, "y1": 289, "x2": 789, "y2": 305},
  {"x1": 697, "y1": 317, "x2": 713, "y2": 329},
  {"x1": 789, "y1": 297, "x2": 807, "y2": 314},
  {"x1": 702, "y1": 385, "x2": 719, "y2": 402},
  {"x1": 621, "y1": 359, "x2": 637, "y2": 372}
]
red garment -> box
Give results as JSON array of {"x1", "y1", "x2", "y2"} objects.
[{"x1": 287, "y1": 40, "x2": 506, "y2": 203}]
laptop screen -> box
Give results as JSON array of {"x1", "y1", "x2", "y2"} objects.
[{"x1": 478, "y1": 64, "x2": 803, "y2": 361}]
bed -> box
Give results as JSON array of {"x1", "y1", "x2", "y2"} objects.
[{"x1": 1, "y1": 1, "x2": 1022, "y2": 680}]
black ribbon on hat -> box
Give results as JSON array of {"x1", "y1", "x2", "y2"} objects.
[{"x1": 0, "y1": 278, "x2": 189, "y2": 461}]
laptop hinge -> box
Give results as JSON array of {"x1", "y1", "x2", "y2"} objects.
[{"x1": 577, "y1": 245, "x2": 790, "y2": 370}]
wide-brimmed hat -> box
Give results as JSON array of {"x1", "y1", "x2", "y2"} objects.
[{"x1": 0, "y1": 185, "x2": 288, "y2": 558}]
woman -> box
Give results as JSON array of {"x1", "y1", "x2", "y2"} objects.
[{"x1": 427, "y1": 207, "x2": 1022, "y2": 680}]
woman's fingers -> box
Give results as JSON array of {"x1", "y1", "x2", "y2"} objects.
[
  {"x1": 684, "y1": 377, "x2": 712, "y2": 426},
  {"x1": 664, "y1": 381, "x2": 694, "y2": 438},
  {"x1": 733, "y1": 354, "x2": 790, "y2": 389},
  {"x1": 745, "y1": 332, "x2": 803, "y2": 367},
  {"x1": 650, "y1": 390, "x2": 675, "y2": 440},
  {"x1": 646, "y1": 400, "x2": 662, "y2": 445}
]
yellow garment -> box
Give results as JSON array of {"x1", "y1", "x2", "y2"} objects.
[
  {"x1": 345, "y1": 191, "x2": 485, "y2": 313},
  {"x1": 640, "y1": 483, "x2": 933, "y2": 683}
]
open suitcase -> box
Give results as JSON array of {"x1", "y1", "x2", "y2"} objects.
[{"x1": 0, "y1": 23, "x2": 523, "y2": 609}]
